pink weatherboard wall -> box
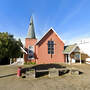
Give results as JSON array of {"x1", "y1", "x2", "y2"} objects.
[{"x1": 24, "y1": 29, "x2": 65, "y2": 64}]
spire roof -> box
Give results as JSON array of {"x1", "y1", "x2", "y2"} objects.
[{"x1": 27, "y1": 16, "x2": 36, "y2": 39}]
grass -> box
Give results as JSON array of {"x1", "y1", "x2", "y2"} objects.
[{"x1": 24, "y1": 62, "x2": 36, "y2": 65}]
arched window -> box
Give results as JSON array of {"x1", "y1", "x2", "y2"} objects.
[{"x1": 28, "y1": 46, "x2": 34, "y2": 59}]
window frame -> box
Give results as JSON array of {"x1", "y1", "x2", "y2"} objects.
[
  {"x1": 48, "y1": 40, "x2": 55, "y2": 54},
  {"x1": 28, "y1": 46, "x2": 34, "y2": 60}
]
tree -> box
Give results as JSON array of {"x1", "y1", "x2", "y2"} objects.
[{"x1": 0, "y1": 32, "x2": 23, "y2": 64}]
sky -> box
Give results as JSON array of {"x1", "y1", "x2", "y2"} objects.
[{"x1": 0, "y1": 0, "x2": 90, "y2": 45}]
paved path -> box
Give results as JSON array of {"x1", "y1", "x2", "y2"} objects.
[{"x1": 0, "y1": 65, "x2": 17, "y2": 78}]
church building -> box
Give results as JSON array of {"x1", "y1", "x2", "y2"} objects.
[{"x1": 24, "y1": 16, "x2": 82, "y2": 64}]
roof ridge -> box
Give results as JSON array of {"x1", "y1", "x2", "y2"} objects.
[{"x1": 36, "y1": 27, "x2": 64, "y2": 45}]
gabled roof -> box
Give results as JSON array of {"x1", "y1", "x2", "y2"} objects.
[
  {"x1": 63, "y1": 44, "x2": 79, "y2": 54},
  {"x1": 27, "y1": 16, "x2": 36, "y2": 39},
  {"x1": 36, "y1": 27, "x2": 64, "y2": 45},
  {"x1": 20, "y1": 47, "x2": 27, "y2": 54}
]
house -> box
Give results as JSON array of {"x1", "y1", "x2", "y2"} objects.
[
  {"x1": 63, "y1": 45, "x2": 81, "y2": 64},
  {"x1": 24, "y1": 16, "x2": 82, "y2": 64}
]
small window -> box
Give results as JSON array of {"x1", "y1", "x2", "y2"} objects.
[{"x1": 48, "y1": 40, "x2": 54, "y2": 54}]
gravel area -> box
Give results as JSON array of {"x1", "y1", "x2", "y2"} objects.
[{"x1": 0, "y1": 64, "x2": 90, "y2": 90}]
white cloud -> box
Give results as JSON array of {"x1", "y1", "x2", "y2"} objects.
[
  {"x1": 66, "y1": 37, "x2": 90, "y2": 56},
  {"x1": 78, "y1": 42, "x2": 90, "y2": 56}
]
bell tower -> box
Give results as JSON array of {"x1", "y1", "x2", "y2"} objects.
[{"x1": 25, "y1": 16, "x2": 37, "y2": 62}]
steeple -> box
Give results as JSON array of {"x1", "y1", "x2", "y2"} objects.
[{"x1": 27, "y1": 16, "x2": 36, "y2": 39}]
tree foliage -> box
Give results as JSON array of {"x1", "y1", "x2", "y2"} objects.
[{"x1": 0, "y1": 32, "x2": 23, "y2": 64}]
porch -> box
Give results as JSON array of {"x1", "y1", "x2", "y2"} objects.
[{"x1": 64, "y1": 45, "x2": 81, "y2": 64}]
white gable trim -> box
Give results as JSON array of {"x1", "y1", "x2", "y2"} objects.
[
  {"x1": 20, "y1": 47, "x2": 27, "y2": 54},
  {"x1": 69, "y1": 45, "x2": 80, "y2": 54},
  {"x1": 36, "y1": 27, "x2": 64, "y2": 45}
]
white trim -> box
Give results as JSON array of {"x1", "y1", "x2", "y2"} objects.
[
  {"x1": 50, "y1": 27, "x2": 64, "y2": 44},
  {"x1": 69, "y1": 45, "x2": 77, "y2": 54},
  {"x1": 70, "y1": 45, "x2": 80, "y2": 54},
  {"x1": 66, "y1": 45, "x2": 80, "y2": 54},
  {"x1": 35, "y1": 27, "x2": 64, "y2": 45},
  {"x1": 69, "y1": 54, "x2": 71, "y2": 64},
  {"x1": 66, "y1": 54, "x2": 68, "y2": 64},
  {"x1": 20, "y1": 47, "x2": 27, "y2": 54},
  {"x1": 80, "y1": 52, "x2": 81, "y2": 64}
]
